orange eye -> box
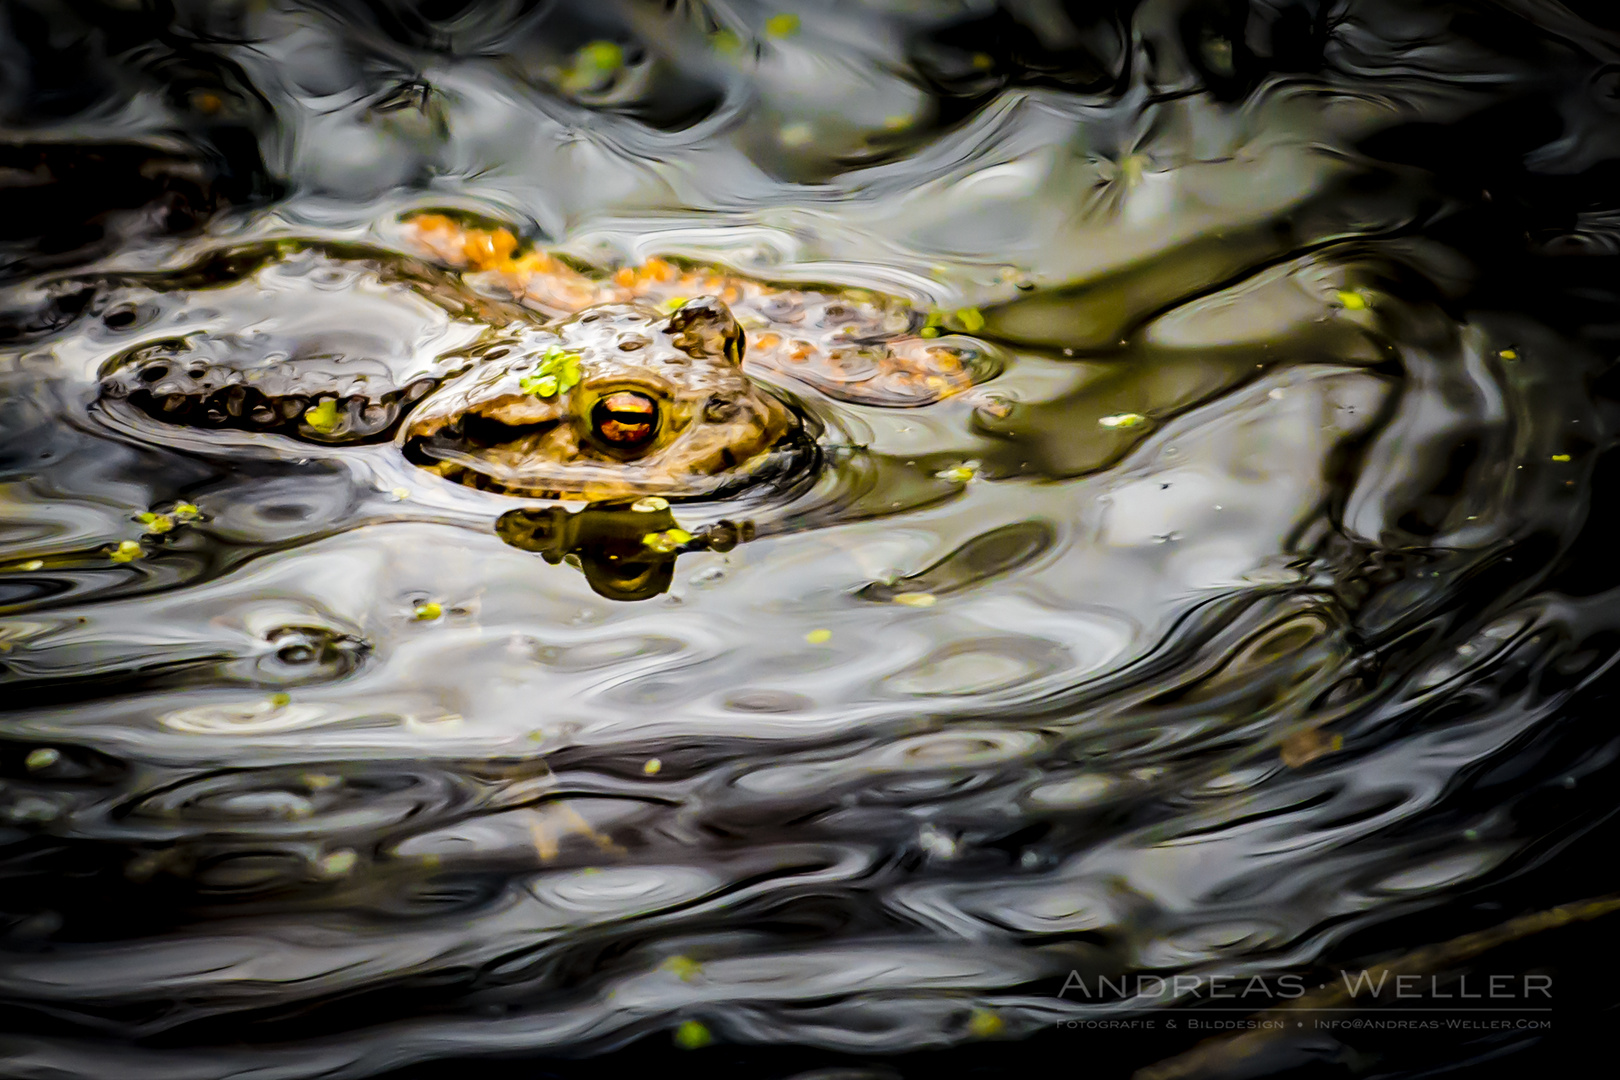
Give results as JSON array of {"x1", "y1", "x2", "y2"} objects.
[{"x1": 591, "y1": 390, "x2": 658, "y2": 447}]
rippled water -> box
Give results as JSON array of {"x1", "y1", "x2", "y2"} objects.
[{"x1": 5, "y1": 2, "x2": 1620, "y2": 1077}]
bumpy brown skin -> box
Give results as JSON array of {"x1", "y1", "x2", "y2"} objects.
[
  {"x1": 402, "y1": 299, "x2": 798, "y2": 501},
  {"x1": 98, "y1": 333, "x2": 464, "y2": 444},
  {"x1": 403, "y1": 214, "x2": 994, "y2": 408}
]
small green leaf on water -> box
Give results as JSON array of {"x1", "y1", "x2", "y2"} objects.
[
  {"x1": 1335, "y1": 290, "x2": 1368, "y2": 311},
  {"x1": 674, "y1": 1020, "x2": 713, "y2": 1049},
  {"x1": 920, "y1": 327, "x2": 939, "y2": 338},
  {"x1": 642, "y1": 528, "x2": 693, "y2": 554},
  {"x1": 954, "y1": 307, "x2": 985, "y2": 333},
  {"x1": 1499, "y1": 348, "x2": 1519, "y2": 360},
  {"x1": 139, "y1": 513, "x2": 175, "y2": 534},
  {"x1": 777, "y1": 122, "x2": 813, "y2": 147},
  {"x1": 19, "y1": 560, "x2": 43, "y2": 571},
  {"x1": 893, "y1": 592, "x2": 937, "y2": 608},
  {"x1": 268, "y1": 692, "x2": 292, "y2": 708},
  {"x1": 710, "y1": 28, "x2": 743, "y2": 55},
  {"x1": 764, "y1": 12, "x2": 800, "y2": 37},
  {"x1": 25, "y1": 748, "x2": 59, "y2": 771},
  {"x1": 936, "y1": 460, "x2": 979, "y2": 484},
  {"x1": 109, "y1": 540, "x2": 144, "y2": 563},
  {"x1": 968, "y1": 1008, "x2": 1004, "y2": 1037},
  {"x1": 1552, "y1": 454, "x2": 1571, "y2": 462},
  {"x1": 173, "y1": 502, "x2": 201, "y2": 520},
  {"x1": 805, "y1": 628, "x2": 832, "y2": 644},
  {"x1": 304, "y1": 398, "x2": 341, "y2": 433},
  {"x1": 632, "y1": 496, "x2": 669, "y2": 513},
  {"x1": 1098, "y1": 412, "x2": 1148, "y2": 429},
  {"x1": 413, "y1": 601, "x2": 443, "y2": 621},
  {"x1": 561, "y1": 40, "x2": 625, "y2": 93},
  {"x1": 317, "y1": 849, "x2": 357, "y2": 877},
  {"x1": 578, "y1": 41, "x2": 623, "y2": 73},
  {"x1": 643, "y1": 757, "x2": 663, "y2": 775},
  {"x1": 661, "y1": 955, "x2": 702, "y2": 981}
]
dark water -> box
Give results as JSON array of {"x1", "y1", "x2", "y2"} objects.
[{"x1": 5, "y1": 2, "x2": 1620, "y2": 1077}]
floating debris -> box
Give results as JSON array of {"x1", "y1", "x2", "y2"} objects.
[
  {"x1": 413, "y1": 601, "x2": 444, "y2": 621},
  {"x1": 673, "y1": 1020, "x2": 713, "y2": 1049},
  {"x1": 661, "y1": 955, "x2": 702, "y2": 981},
  {"x1": 764, "y1": 12, "x2": 800, "y2": 37},
  {"x1": 804, "y1": 628, "x2": 832, "y2": 644},
  {"x1": 1335, "y1": 289, "x2": 1368, "y2": 311},
  {"x1": 777, "y1": 122, "x2": 814, "y2": 147},
  {"x1": 1098, "y1": 412, "x2": 1148, "y2": 429},
  {"x1": 108, "y1": 540, "x2": 144, "y2": 563},
  {"x1": 316, "y1": 849, "x2": 358, "y2": 878},
  {"x1": 936, "y1": 461, "x2": 979, "y2": 484},
  {"x1": 892, "y1": 592, "x2": 937, "y2": 607},
  {"x1": 303, "y1": 398, "x2": 341, "y2": 433},
  {"x1": 1280, "y1": 727, "x2": 1344, "y2": 768},
  {"x1": 643, "y1": 758, "x2": 662, "y2": 775},
  {"x1": 643, "y1": 528, "x2": 693, "y2": 554},
  {"x1": 632, "y1": 496, "x2": 670, "y2": 513},
  {"x1": 24, "y1": 748, "x2": 59, "y2": 771}
]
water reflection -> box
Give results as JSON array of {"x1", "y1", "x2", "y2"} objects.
[{"x1": 3, "y1": 1, "x2": 1620, "y2": 1078}]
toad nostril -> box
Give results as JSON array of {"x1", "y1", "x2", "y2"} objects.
[{"x1": 704, "y1": 395, "x2": 739, "y2": 423}]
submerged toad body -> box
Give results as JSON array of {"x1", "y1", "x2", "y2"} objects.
[{"x1": 97, "y1": 214, "x2": 998, "y2": 501}]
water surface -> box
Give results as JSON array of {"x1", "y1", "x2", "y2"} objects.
[{"x1": 4, "y1": 2, "x2": 1620, "y2": 1077}]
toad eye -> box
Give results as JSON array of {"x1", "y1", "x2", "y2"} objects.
[{"x1": 591, "y1": 390, "x2": 658, "y2": 448}]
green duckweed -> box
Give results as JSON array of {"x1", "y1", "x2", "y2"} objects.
[
  {"x1": 674, "y1": 1020, "x2": 713, "y2": 1049},
  {"x1": 109, "y1": 540, "x2": 144, "y2": 563},
  {"x1": 25, "y1": 748, "x2": 60, "y2": 771},
  {"x1": 304, "y1": 398, "x2": 341, "y2": 433},
  {"x1": 642, "y1": 528, "x2": 693, "y2": 554},
  {"x1": 661, "y1": 955, "x2": 702, "y2": 980},
  {"x1": 519, "y1": 346, "x2": 582, "y2": 398},
  {"x1": 764, "y1": 13, "x2": 800, "y2": 37}
]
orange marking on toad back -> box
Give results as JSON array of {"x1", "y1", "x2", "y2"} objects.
[{"x1": 464, "y1": 227, "x2": 518, "y2": 270}]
